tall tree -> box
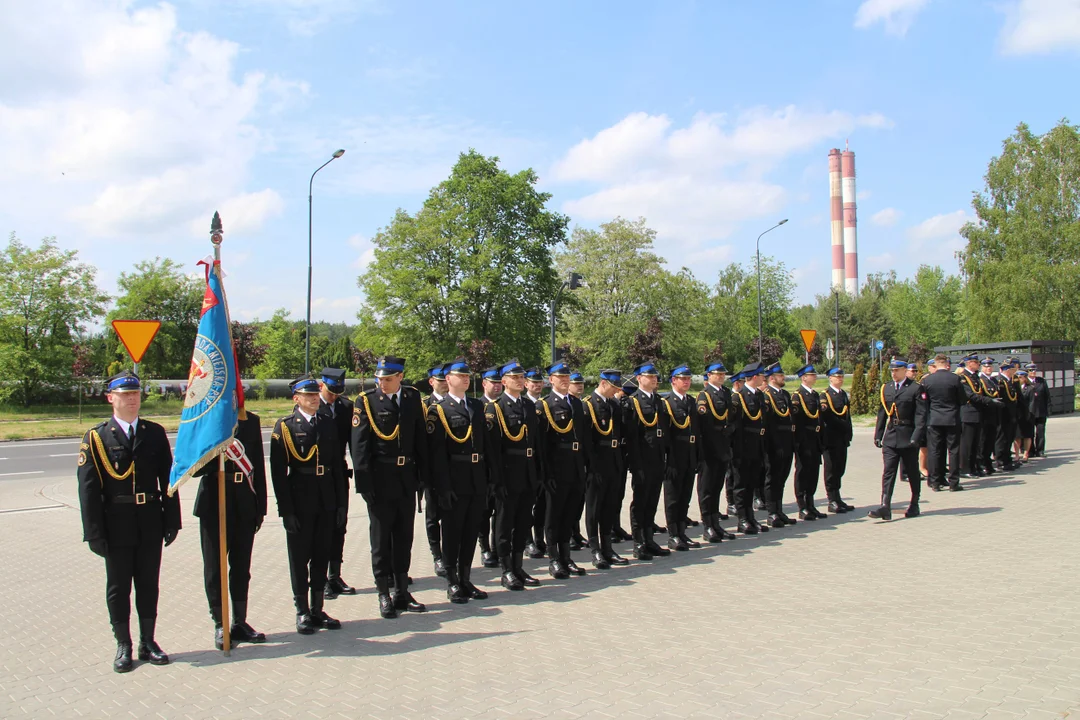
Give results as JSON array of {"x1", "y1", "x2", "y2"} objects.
[
  {"x1": 0, "y1": 235, "x2": 109, "y2": 404},
  {"x1": 705, "y1": 257, "x2": 796, "y2": 371},
  {"x1": 253, "y1": 309, "x2": 306, "y2": 378},
  {"x1": 960, "y1": 120, "x2": 1080, "y2": 344},
  {"x1": 109, "y1": 257, "x2": 202, "y2": 378},
  {"x1": 881, "y1": 265, "x2": 964, "y2": 354},
  {"x1": 357, "y1": 150, "x2": 567, "y2": 371}
]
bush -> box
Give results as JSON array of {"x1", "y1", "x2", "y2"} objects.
[{"x1": 850, "y1": 363, "x2": 869, "y2": 415}]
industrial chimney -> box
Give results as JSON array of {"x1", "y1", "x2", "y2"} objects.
[
  {"x1": 828, "y1": 149, "x2": 844, "y2": 291},
  {"x1": 841, "y1": 144, "x2": 859, "y2": 296}
]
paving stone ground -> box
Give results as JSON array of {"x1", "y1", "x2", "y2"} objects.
[{"x1": 2, "y1": 418, "x2": 1079, "y2": 719}]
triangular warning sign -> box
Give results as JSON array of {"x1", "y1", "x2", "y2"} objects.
[
  {"x1": 800, "y1": 329, "x2": 817, "y2": 353},
  {"x1": 112, "y1": 320, "x2": 162, "y2": 364}
]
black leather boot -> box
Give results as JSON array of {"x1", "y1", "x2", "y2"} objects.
[
  {"x1": 310, "y1": 589, "x2": 341, "y2": 629},
  {"x1": 513, "y1": 552, "x2": 541, "y2": 586},
  {"x1": 602, "y1": 536, "x2": 628, "y2": 565},
  {"x1": 737, "y1": 508, "x2": 759, "y2": 535},
  {"x1": 393, "y1": 573, "x2": 426, "y2": 612},
  {"x1": 868, "y1": 505, "x2": 892, "y2": 520},
  {"x1": 376, "y1": 577, "x2": 398, "y2": 619},
  {"x1": 326, "y1": 561, "x2": 357, "y2": 598},
  {"x1": 645, "y1": 526, "x2": 671, "y2": 556},
  {"x1": 616, "y1": 526, "x2": 634, "y2": 542},
  {"x1": 210, "y1": 606, "x2": 224, "y2": 650},
  {"x1": 632, "y1": 527, "x2": 653, "y2": 560},
  {"x1": 703, "y1": 513, "x2": 722, "y2": 543},
  {"x1": 112, "y1": 622, "x2": 133, "y2": 673},
  {"x1": 669, "y1": 524, "x2": 689, "y2": 551},
  {"x1": 479, "y1": 534, "x2": 499, "y2": 568},
  {"x1": 295, "y1": 595, "x2": 316, "y2": 634},
  {"x1": 432, "y1": 549, "x2": 448, "y2": 578},
  {"x1": 807, "y1": 495, "x2": 827, "y2": 519},
  {"x1": 446, "y1": 568, "x2": 468, "y2": 604},
  {"x1": 548, "y1": 542, "x2": 570, "y2": 578},
  {"x1": 678, "y1": 522, "x2": 700, "y2": 548},
  {"x1": 526, "y1": 539, "x2": 546, "y2": 559},
  {"x1": 231, "y1": 601, "x2": 266, "y2": 644},
  {"x1": 500, "y1": 555, "x2": 524, "y2": 590},
  {"x1": 563, "y1": 542, "x2": 587, "y2": 576},
  {"x1": 137, "y1": 618, "x2": 169, "y2": 665},
  {"x1": 591, "y1": 547, "x2": 611, "y2": 569},
  {"x1": 461, "y1": 566, "x2": 488, "y2": 599}
]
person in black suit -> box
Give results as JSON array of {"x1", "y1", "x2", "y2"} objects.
[
  {"x1": 660, "y1": 364, "x2": 701, "y2": 550},
  {"x1": 762, "y1": 363, "x2": 799, "y2": 519},
  {"x1": 193, "y1": 411, "x2": 267, "y2": 650},
  {"x1": 423, "y1": 365, "x2": 448, "y2": 577},
  {"x1": 790, "y1": 364, "x2": 825, "y2": 522},
  {"x1": 919, "y1": 354, "x2": 999, "y2": 491},
  {"x1": 625, "y1": 363, "x2": 672, "y2": 559},
  {"x1": 477, "y1": 367, "x2": 504, "y2": 568},
  {"x1": 316, "y1": 367, "x2": 357, "y2": 600},
  {"x1": 695, "y1": 362, "x2": 738, "y2": 543},
  {"x1": 535, "y1": 362, "x2": 591, "y2": 577},
  {"x1": 352, "y1": 356, "x2": 428, "y2": 618},
  {"x1": 485, "y1": 359, "x2": 543, "y2": 589},
  {"x1": 269, "y1": 376, "x2": 346, "y2": 634},
  {"x1": 1025, "y1": 363, "x2": 1050, "y2": 457},
  {"x1": 870, "y1": 359, "x2": 927, "y2": 520},
  {"x1": 820, "y1": 367, "x2": 854, "y2": 514},
  {"x1": 523, "y1": 367, "x2": 549, "y2": 560},
  {"x1": 735, "y1": 362, "x2": 772, "y2": 533},
  {"x1": 427, "y1": 357, "x2": 491, "y2": 603},
  {"x1": 956, "y1": 353, "x2": 985, "y2": 478},
  {"x1": 78, "y1": 372, "x2": 181, "y2": 673},
  {"x1": 581, "y1": 369, "x2": 630, "y2": 568},
  {"x1": 723, "y1": 371, "x2": 746, "y2": 519},
  {"x1": 994, "y1": 361, "x2": 1022, "y2": 470}
]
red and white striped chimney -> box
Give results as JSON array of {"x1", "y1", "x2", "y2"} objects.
[
  {"x1": 828, "y1": 148, "x2": 845, "y2": 290},
  {"x1": 841, "y1": 145, "x2": 858, "y2": 296}
]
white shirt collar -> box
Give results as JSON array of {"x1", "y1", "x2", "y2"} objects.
[
  {"x1": 114, "y1": 416, "x2": 138, "y2": 435},
  {"x1": 297, "y1": 408, "x2": 315, "y2": 423},
  {"x1": 527, "y1": 393, "x2": 540, "y2": 403},
  {"x1": 430, "y1": 392, "x2": 443, "y2": 401},
  {"x1": 448, "y1": 392, "x2": 466, "y2": 404},
  {"x1": 707, "y1": 382, "x2": 723, "y2": 391},
  {"x1": 672, "y1": 390, "x2": 686, "y2": 401},
  {"x1": 746, "y1": 385, "x2": 758, "y2": 394},
  {"x1": 638, "y1": 389, "x2": 652, "y2": 398},
  {"x1": 801, "y1": 383, "x2": 815, "y2": 392},
  {"x1": 552, "y1": 390, "x2": 567, "y2": 400}
]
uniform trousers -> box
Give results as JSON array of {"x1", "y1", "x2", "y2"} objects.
[
  {"x1": 424, "y1": 487, "x2": 441, "y2": 555},
  {"x1": 793, "y1": 444, "x2": 820, "y2": 507},
  {"x1": 959, "y1": 422, "x2": 980, "y2": 474},
  {"x1": 697, "y1": 455, "x2": 729, "y2": 519},
  {"x1": 441, "y1": 491, "x2": 485, "y2": 575},
  {"x1": 662, "y1": 458, "x2": 696, "y2": 530},
  {"x1": 926, "y1": 425, "x2": 961, "y2": 487},
  {"x1": 495, "y1": 489, "x2": 534, "y2": 557},
  {"x1": 285, "y1": 509, "x2": 332, "y2": 598},
  {"x1": 881, "y1": 445, "x2": 921, "y2": 508},
  {"x1": 544, "y1": 473, "x2": 584, "y2": 550},
  {"x1": 199, "y1": 514, "x2": 255, "y2": 614},
  {"x1": 531, "y1": 487, "x2": 547, "y2": 546},
  {"x1": 766, "y1": 446, "x2": 793, "y2": 508},
  {"x1": 105, "y1": 541, "x2": 163, "y2": 624},
  {"x1": 978, "y1": 418, "x2": 999, "y2": 471},
  {"x1": 629, "y1": 465, "x2": 664, "y2": 534},
  {"x1": 995, "y1": 417, "x2": 1016, "y2": 465},
  {"x1": 1034, "y1": 419, "x2": 1047, "y2": 456},
  {"x1": 585, "y1": 468, "x2": 623, "y2": 545},
  {"x1": 368, "y1": 495, "x2": 415, "y2": 581},
  {"x1": 823, "y1": 445, "x2": 848, "y2": 502}
]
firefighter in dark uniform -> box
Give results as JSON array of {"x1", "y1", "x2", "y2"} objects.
[
  {"x1": 735, "y1": 362, "x2": 770, "y2": 534},
  {"x1": 269, "y1": 375, "x2": 346, "y2": 634},
  {"x1": 352, "y1": 356, "x2": 427, "y2": 619},
  {"x1": 427, "y1": 357, "x2": 491, "y2": 603},
  {"x1": 484, "y1": 359, "x2": 543, "y2": 589},
  {"x1": 820, "y1": 367, "x2": 854, "y2": 514},
  {"x1": 625, "y1": 363, "x2": 672, "y2": 559},
  {"x1": 193, "y1": 410, "x2": 267, "y2": 650},
  {"x1": 78, "y1": 371, "x2": 181, "y2": 672},
  {"x1": 535, "y1": 362, "x2": 591, "y2": 578},
  {"x1": 610, "y1": 381, "x2": 638, "y2": 545},
  {"x1": 995, "y1": 360, "x2": 1022, "y2": 470},
  {"x1": 316, "y1": 367, "x2": 356, "y2": 599},
  {"x1": 423, "y1": 364, "x2": 448, "y2": 577},
  {"x1": 723, "y1": 370, "x2": 745, "y2": 520},
  {"x1": 696, "y1": 362, "x2": 738, "y2": 543},
  {"x1": 958, "y1": 354, "x2": 984, "y2": 478},
  {"x1": 568, "y1": 372, "x2": 591, "y2": 550},
  {"x1": 870, "y1": 359, "x2": 927, "y2": 520},
  {"x1": 1026, "y1": 363, "x2": 1049, "y2": 457},
  {"x1": 582, "y1": 369, "x2": 631, "y2": 568},
  {"x1": 661, "y1": 365, "x2": 701, "y2": 551},
  {"x1": 477, "y1": 367, "x2": 503, "y2": 569},
  {"x1": 762, "y1": 363, "x2": 798, "y2": 520},
  {"x1": 523, "y1": 367, "x2": 549, "y2": 560},
  {"x1": 976, "y1": 357, "x2": 1000, "y2": 475},
  {"x1": 790, "y1": 365, "x2": 824, "y2": 523}
]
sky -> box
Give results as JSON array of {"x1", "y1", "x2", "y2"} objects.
[{"x1": 2, "y1": 0, "x2": 1079, "y2": 324}]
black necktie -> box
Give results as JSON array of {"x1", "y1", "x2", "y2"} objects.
[
  {"x1": 127, "y1": 424, "x2": 135, "y2": 443},
  {"x1": 391, "y1": 394, "x2": 399, "y2": 411}
]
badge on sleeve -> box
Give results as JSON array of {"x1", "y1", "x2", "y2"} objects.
[
  {"x1": 352, "y1": 411, "x2": 361, "y2": 427},
  {"x1": 426, "y1": 418, "x2": 436, "y2": 434},
  {"x1": 78, "y1": 451, "x2": 87, "y2": 466}
]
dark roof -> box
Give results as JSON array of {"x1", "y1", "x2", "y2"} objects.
[{"x1": 935, "y1": 340, "x2": 1074, "y2": 353}]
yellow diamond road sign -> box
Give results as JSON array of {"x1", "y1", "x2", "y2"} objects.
[
  {"x1": 800, "y1": 329, "x2": 817, "y2": 353},
  {"x1": 112, "y1": 320, "x2": 162, "y2": 364}
]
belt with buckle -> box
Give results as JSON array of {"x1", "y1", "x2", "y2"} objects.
[
  {"x1": 815, "y1": 426, "x2": 821, "y2": 433},
  {"x1": 790, "y1": 424, "x2": 796, "y2": 432},
  {"x1": 234, "y1": 472, "x2": 245, "y2": 483},
  {"x1": 557, "y1": 442, "x2": 580, "y2": 452},
  {"x1": 295, "y1": 465, "x2": 326, "y2": 475},
  {"x1": 610, "y1": 439, "x2": 620, "y2": 449},
  {"x1": 109, "y1": 492, "x2": 161, "y2": 505},
  {"x1": 450, "y1": 453, "x2": 483, "y2": 463},
  {"x1": 375, "y1": 455, "x2": 412, "y2": 466},
  {"x1": 656, "y1": 429, "x2": 663, "y2": 438},
  {"x1": 505, "y1": 447, "x2": 534, "y2": 457},
  {"x1": 675, "y1": 434, "x2": 695, "y2": 443}
]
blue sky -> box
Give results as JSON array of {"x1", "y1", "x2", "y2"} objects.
[{"x1": 2, "y1": 0, "x2": 1078, "y2": 323}]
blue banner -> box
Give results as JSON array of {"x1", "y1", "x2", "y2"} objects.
[{"x1": 168, "y1": 260, "x2": 239, "y2": 496}]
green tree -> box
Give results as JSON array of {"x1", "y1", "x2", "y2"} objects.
[
  {"x1": 357, "y1": 150, "x2": 567, "y2": 371},
  {"x1": 109, "y1": 257, "x2": 202, "y2": 378},
  {"x1": 849, "y1": 363, "x2": 869, "y2": 415},
  {"x1": 706, "y1": 257, "x2": 796, "y2": 371},
  {"x1": 253, "y1": 309, "x2": 306, "y2": 378},
  {"x1": 0, "y1": 235, "x2": 109, "y2": 404},
  {"x1": 881, "y1": 265, "x2": 963, "y2": 354},
  {"x1": 960, "y1": 120, "x2": 1080, "y2": 344},
  {"x1": 866, "y1": 361, "x2": 881, "y2": 410},
  {"x1": 554, "y1": 217, "x2": 708, "y2": 373}
]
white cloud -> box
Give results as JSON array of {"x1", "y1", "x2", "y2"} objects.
[
  {"x1": 907, "y1": 210, "x2": 972, "y2": 241},
  {"x1": 871, "y1": 207, "x2": 902, "y2": 226},
  {"x1": 854, "y1": 0, "x2": 932, "y2": 37},
  {"x1": 0, "y1": 1, "x2": 296, "y2": 241},
  {"x1": 231, "y1": 0, "x2": 382, "y2": 36},
  {"x1": 1000, "y1": 0, "x2": 1080, "y2": 55},
  {"x1": 348, "y1": 234, "x2": 376, "y2": 270},
  {"x1": 551, "y1": 107, "x2": 890, "y2": 268}
]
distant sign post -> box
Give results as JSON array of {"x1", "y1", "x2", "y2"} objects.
[
  {"x1": 112, "y1": 320, "x2": 162, "y2": 378},
  {"x1": 800, "y1": 329, "x2": 817, "y2": 365},
  {"x1": 826, "y1": 338, "x2": 835, "y2": 363}
]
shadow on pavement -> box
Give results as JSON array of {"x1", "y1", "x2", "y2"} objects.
[{"x1": 916, "y1": 505, "x2": 1003, "y2": 518}]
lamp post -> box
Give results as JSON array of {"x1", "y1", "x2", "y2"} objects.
[
  {"x1": 756, "y1": 218, "x2": 789, "y2": 363},
  {"x1": 550, "y1": 271, "x2": 583, "y2": 363},
  {"x1": 306, "y1": 149, "x2": 345, "y2": 375}
]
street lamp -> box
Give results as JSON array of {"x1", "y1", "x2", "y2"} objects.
[
  {"x1": 756, "y1": 218, "x2": 788, "y2": 363},
  {"x1": 550, "y1": 271, "x2": 583, "y2": 363},
  {"x1": 306, "y1": 149, "x2": 345, "y2": 375}
]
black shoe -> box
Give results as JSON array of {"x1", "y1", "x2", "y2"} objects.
[
  {"x1": 501, "y1": 570, "x2": 525, "y2": 591},
  {"x1": 905, "y1": 505, "x2": 920, "y2": 518},
  {"x1": 433, "y1": 556, "x2": 447, "y2": 577},
  {"x1": 324, "y1": 580, "x2": 339, "y2": 600},
  {"x1": 296, "y1": 612, "x2": 316, "y2": 634},
  {"x1": 616, "y1": 526, "x2": 634, "y2": 542},
  {"x1": 678, "y1": 529, "x2": 700, "y2": 548},
  {"x1": 669, "y1": 534, "x2": 689, "y2": 552},
  {"x1": 568, "y1": 535, "x2": 583, "y2": 551},
  {"x1": 930, "y1": 481, "x2": 945, "y2": 492},
  {"x1": 327, "y1": 575, "x2": 357, "y2": 596},
  {"x1": 652, "y1": 523, "x2": 667, "y2": 535},
  {"x1": 604, "y1": 549, "x2": 629, "y2": 566},
  {"x1": 564, "y1": 557, "x2": 587, "y2": 576},
  {"x1": 633, "y1": 544, "x2": 653, "y2": 560},
  {"x1": 838, "y1": 501, "x2": 855, "y2": 512},
  {"x1": 738, "y1": 521, "x2": 759, "y2": 535},
  {"x1": 214, "y1": 625, "x2": 224, "y2": 651},
  {"x1": 984, "y1": 466, "x2": 996, "y2": 475},
  {"x1": 310, "y1": 608, "x2": 341, "y2": 630},
  {"x1": 113, "y1": 642, "x2": 133, "y2": 673},
  {"x1": 726, "y1": 504, "x2": 738, "y2": 518},
  {"x1": 950, "y1": 483, "x2": 965, "y2": 491},
  {"x1": 964, "y1": 473, "x2": 979, "y2": 480},
  {"x1": 808, "y1": 507, "x2": 827, "y2": 520},
  {"x1": 753, "y1": 497, "x2": 766, "y2": 511},
  {"x1": 137, "y1": 641, "x2": 170, "y2": 665},
  {"x1": 685, "y1": 516, "x2": 700, "y2": 527},
  {"x1": 1001, "y1": 463, "x2": 1016, "y2": 471},
  {"x1": 548, "y1": 559, "x2": 570, "y2": 579},
  {"x1": 461, "y1": 581, "x2": 489, "y2": 600},
  {"x1": 868, "y1": 507, "x2": 892, "y2": 521},
  {"x1": 230, "y1": 620, "x2": 265, "y2": 644},
  {"x1": 768, "y1": 514, "x2": 785, "y2": 529},
  {"x1": 645, "y1": 540, "x2": 671, "y2": 556},
  {"x1": 798, "y1": 509, "x2": 816, "y2": 521},
  {"x1": 526, "y1": 541, "x2": 546, "y2": 559},
  {"x1": 446, "y1": 570, "x2": 469, "y2": 604},
  {"x1": 572, "y1": 531, "x2": 590, "y2": 549},
  {"x1": 513, "y1": 559, "x2": 541, "y2": 587},
  {"x1": 755, "y1": 519, "x2": 770, "y2": 532},
  {"x1": 828, "y1": 501, "x2": 844, "y2": 514},
  {"x1": 480, "y1": 550, "x2": 499, "y2": 568},
  {"x1": 394, "y1": 589, "x2": 426, "y2": 612},
  {"x1": 777, "y1": 511, "x2": 798, "y2": 526},
  {"x1": 591, "y1": 549, "x2": 611, "y2": 569},
  {"x1": 703, "y1": 515, "x2": 723, "y2": 543},
  {"x1": 378, "y1": 591, "x2": 398, "y2": 619}
]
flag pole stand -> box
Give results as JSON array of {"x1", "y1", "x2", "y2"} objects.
[{"x1": 211, "y1": 214, "x2": 231, "y2": 657}]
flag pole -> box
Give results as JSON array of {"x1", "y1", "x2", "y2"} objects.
[{"x1": 211, "y1": 212, "x2": 231, "y2": 657}]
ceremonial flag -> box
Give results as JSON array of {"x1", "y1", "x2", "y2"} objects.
[{"x1": 168, "y1": 258, "x2": 240, "y2": 496}]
